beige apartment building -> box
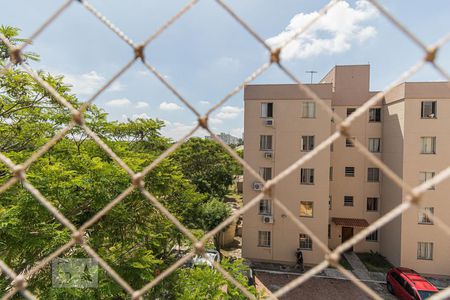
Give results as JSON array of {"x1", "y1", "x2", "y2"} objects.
[{"x1": 242, "y1": 65, "x2": 450, "y2": 276}]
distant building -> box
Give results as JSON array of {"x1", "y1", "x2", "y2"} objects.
[
  {"x1": 242, "y1": 64, "x2": 450, "y2": 276},
  {"x1": 206, "y1": 132, "x2": 242, "y2": 146}
]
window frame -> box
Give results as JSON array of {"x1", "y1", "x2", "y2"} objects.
[
  {"x1": 345, "y1": 167, "x2": 355, "y2": 177},
  {"x1": 299, "y1": 201, "x2": 314, "y2": 218},
  {"x1": 344, "y1": 195, "x2": 354, "y2": 207},
  {"x1": 300, "y1": 168, "x2": 315, "y2": 185},
  {"x1": 345, "y1": 137, "x2": 355, "y2": 147},
  {"x1": 258, "y1": 231, "x2": 271, "y2": 248},
  {"x1": 299, "y1": 233, "x2": 313, "y2": 250},
  {"x1": 421, "y1": 101, "x2": 437, "y2": 119},
  {"x1": 420, "y1": 136, "x2": 436, "y2": 154},
  {"x1": 368, "y1": 138, "x2": 381, "y2": 153},
  {"x1": 302, "y1": 102, "x2": 316, "y2": 118},
  {"x1": 301, "y1": 135, "x2": 315, "y2": 152},
  {"x1": 418, "y1": 207, "x2": 434, "y2": 225},
  {"x1": 367, "y1": 168, "x2": 380, "y2": 182},
  {"x1": 369, "y1": 108, "x2": 381, "y2": 122},
  {"x1": 259, "y1": 167, "x2": 272, "y2": 181},
  {"x1": 259, "y1": 135, "x2": 273, "y2": 151},
  {"x1": 347, "y1": 108, "x2": 356, "y2": 117},
  {"x1": 366, "y1": 197, "x2": 379, "y2": 212},
  {"x1": 417, "y1": 242, "x2": 433, "y2": 260},
  {"x1": 259, "y1": 199, "x2": 272, "y2": 216},
  {"x1": 419, "y1": 171, "x2": 435, "y2": 190},
  {"x1": 365, "y1": 230, "x2": 378, "y2": 242},
  {"x1": 261, "y1": 102, "x2": 273, "y2": 118}
]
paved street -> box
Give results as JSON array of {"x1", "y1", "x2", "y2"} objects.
[{"x1": 256, "y1": 272, "x2": 396, "y2": 300}]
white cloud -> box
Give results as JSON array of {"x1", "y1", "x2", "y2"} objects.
[
  {"x1": 200, "y1": 100, "x2": 210, "y2": 105},
  {"x1": 122, "y1": 113, "x2": 150, "y2": 121},
  {"x1": 230, "y1": 128, "x2": 244, "y2": 138},
  {"x1": 161, "y1": 121, "x2": 199, "y2": 140},
  {"x1": 215, "y1": 106, "x2": 244, "y2": 120},
  {"x1": 62, "y1": 71, "x2": 125, "y2": 95},
  {"x1": 209, "y1": 117, "x2": 223, "y2": 125},
  {"x1": 109, "y1": 81, "x2": 125, "y2": 92},
  {"x1": 135, "y1": 101, "x2": 149, "y2": 108},
  {"x1": 266, "y1": 0, "x2": 378, "y2": 60},
  {"x1": 159, "y1": 101, "x2": 183, "y2": 111},
  {"x1": 106, "y1": 98, "x2": 131, "y2": 107}
]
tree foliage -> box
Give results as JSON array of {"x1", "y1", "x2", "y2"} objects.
[
  {"x1": 0, "y1": 26, "x2": 255, "y2": 299},
  {"x1": 173, "y1": 137, "x2": 241, "y2": 198}
]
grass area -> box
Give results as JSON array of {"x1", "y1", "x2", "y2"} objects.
[
  {"x1": 339, "y1": 256, "x2": 353, "y2": 270},
  {"x1": 329, "y1": 255, "x2": 353, "y2": 270},
  {"x1": 356, "y1": 252, "x2": 393, "y2": 273}
]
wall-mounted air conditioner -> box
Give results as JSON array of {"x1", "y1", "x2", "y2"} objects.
[
  {"x1": 262, "y1": 215, "x2": 273, "y2": 223},
  {"x1": 264, "y1": 151, "x2": 273, "y2": 159},
  {"x1": 252, "y1": 182, "x2": 263, "y2": 191},
  {"x1": 264, "y1": 119, "x2": 274, "y2": 126}
]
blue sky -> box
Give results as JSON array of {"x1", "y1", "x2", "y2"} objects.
[{"x1": 1, "y1": 0, "x2": 449, "y2": 139}]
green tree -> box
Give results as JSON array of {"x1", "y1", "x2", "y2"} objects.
[
  {"x1": 200, "y1": 198, "x2": 232, "y2": 250},
  {"x1": 172, "y1": 138, "x2": 240, "y2": 198},
  {"x1": 0, "y1": 26, "x2": 255, "y2": 299}
]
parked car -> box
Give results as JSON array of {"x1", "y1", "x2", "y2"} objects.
[
  {"x1": 190, "y1": 249, "x2": 221, "y2": 268},
  {"x1": 386, "y1": 267, "x2": 439, "y2": 299}
]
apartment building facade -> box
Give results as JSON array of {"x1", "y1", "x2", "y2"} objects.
[{"x1": 242, "y1": 65, "x2": 450, "y2": 275}]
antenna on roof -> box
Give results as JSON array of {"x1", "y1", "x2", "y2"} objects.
[{"x1": 305, "y1": 70, "x2": 318, "y2": 84}]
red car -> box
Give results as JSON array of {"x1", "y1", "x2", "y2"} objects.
[{"x1": 386, "y1": 267, "x2": 439, "y2": 299}]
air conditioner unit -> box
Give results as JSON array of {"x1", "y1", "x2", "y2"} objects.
[
  {"x1": 264, "y1": 151, "x2": 273, "y2": 159},
  {"x1": 262, "y1": 215, "x2": 273, "y2": 223},
  {"x1": 264, "y1": 119, "x2": 274, "y2": 126},
  {"x1": 252, "y1": 182, "x2": 263, "y2": 191}
]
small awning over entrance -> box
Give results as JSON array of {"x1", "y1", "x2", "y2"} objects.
[{"x1": 332, "y1": 217, "x2": 369, "y2": 227}]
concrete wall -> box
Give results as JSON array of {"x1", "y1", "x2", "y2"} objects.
[
  {"x1": 380, "y1": 98, "x2": 405, "y2": 267},
  {"x1": 243, "y1": 65, "x2": 450, "y2": 275},
  {"x1": 242, "y1": 94, "x2": 331, "y2": 265},
  {"x1": 400, "y1": 97, "x2": 450, "y2": 275}
]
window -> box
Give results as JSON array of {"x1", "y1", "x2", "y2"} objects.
[
  {"x1": 301, "y1": 136, "x2": 315, "y2": 151},
  {"x1": 329, "y1": 195, "x2": 332, "y2": 210},
  {"x1": 328, "y1": 224, "x2": 331, "y2": 239},
  {"x1": 330, "y1": 143, "x2": 334, "y2": 152},
  {"x1": 345, "y1": 167, "x2": 355, "y2": 177},
  {"x1": 261, "y1": 102, "x2": 273, "y2": 118},
  {"x1": 368, "y1": 138, "x2": 381, "y2": 153},
  {"x1": 345, "y1": 137, "x2": 355, "y2": 147},
  {"x1": 299, "y1": 234, "x2": 312, "y2": 250},
  {"x1": 329, "y1": 167, "x2": 333, "y2": 181},
  {"x1": 418, "y1": 207, "x2": 434, "y2": 225},
  {"x1": 260, "y1": 135, "x2": 273, "y2": 151},
  {"x1": 259, "y1": 199, "x2": 271, "y2": 215},
  {"x1": 367, "y1": 197, "x2": 379, "y2": 211},
  {"x1": 368, "y1": 168, "x2": 380, "y2": 182},
  {"x1": 366, "y1": 230, "x2": 378, "y2": 241},
  {"x1": 259, "y1": 167, "x2": 272, "y2": 181},
  {"x1": 417, "y1": 242, "x2": 433, "y2": 260},
  {"x1": 421, "y1": 101, "x2": 436, "y2": 118},
  {"x1": 420, "y1": 172, "x2": 435, "y2": 190},
  {"x1": 369, "y1": 108, "x2": 381, "y2": 122},
  {"x1": 300, "y1": 168, "x2": 314, "y2": 185},
  {"x1": 258, "y1": 231, "x2": 271, "y2": 247},
  {"x1": 420, "y1": 137, "x2": 436, "y2": 154},
  {"x1": 347, "y1": 108, "x2": 356, "y2": 116},
  {"x1": 302, "y1": 102, "x2": 315, "y2": 118},
  {"x1": 344, "y1": 196, "x2": 354, "y2": 207},
  {"x1": 300, "y1": 201, "x2": 313, "y2": 217}
]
